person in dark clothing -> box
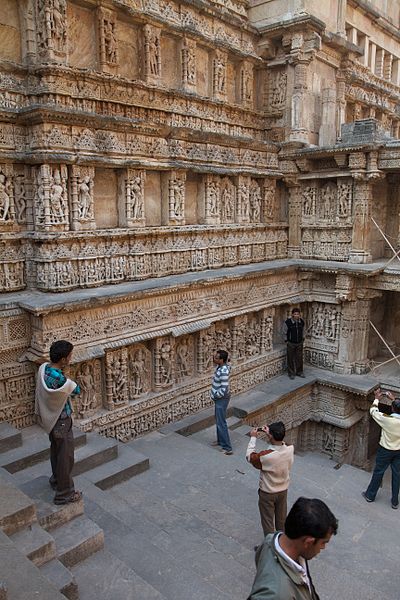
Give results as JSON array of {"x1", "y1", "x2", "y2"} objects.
[{"x1": 283, "y1": 308, "x2": 305, "y2": 380}]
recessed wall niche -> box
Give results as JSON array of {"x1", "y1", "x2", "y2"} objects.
[{"x1": 94, "y1": 168, "x2": 118, "y2": 228}]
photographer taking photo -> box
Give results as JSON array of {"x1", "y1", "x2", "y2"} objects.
[{"x1": 246, "y1": 422, "x2": 294, "y2": 536}]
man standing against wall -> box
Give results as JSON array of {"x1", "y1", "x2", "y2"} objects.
[
  {"x1": 246, "y1": 422, "x2": 294, "y2": 535},
  {"x1": 35, "y1": 340, "x2": 82, "y2": 505},
  {"x1": 210, "y1": 349, "x2": 233, "y2": 455},
  {"x1": 362, "y1": 387, "x2": 400, "y2": 509},
  {"x1": 283, "y1": 308, "x2": 305, "y2": 380}
]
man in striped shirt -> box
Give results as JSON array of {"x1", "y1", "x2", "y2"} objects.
[{"x1": 210, "y1": 349, "x2": 233, "y2": 455}]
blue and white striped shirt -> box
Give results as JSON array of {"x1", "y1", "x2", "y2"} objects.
[{"x1": 210, "y1": 364, "x2": 231, "y2": 400}]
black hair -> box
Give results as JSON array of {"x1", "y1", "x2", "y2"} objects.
[
  {"x1": 285, "y1": 497, "x2": 338, "y2": 540},
  {"x1": 268, "y1": 421, "x2": 286, "y2": 441},
  {"x1": 291, "y1": 308, "x2": 301, "y2": 314},
  {"x1": 49, "y1": 340, "x2": 74, "y2": 363},
  {"x1": 392, "y1": 399, "x2": 400, "y2": 414},
  {"x1": 216, "y1": 349, "x2": 228, "y2": 363}
]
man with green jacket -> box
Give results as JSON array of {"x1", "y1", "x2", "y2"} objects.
[{"x1": 247, "y1": 497, "x2": 338, "y2": 600}]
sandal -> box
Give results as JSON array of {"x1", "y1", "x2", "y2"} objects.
[{"x1": 54, "y1": 490, "x2": 83, "y2": 505}]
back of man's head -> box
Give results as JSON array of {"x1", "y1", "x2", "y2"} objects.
[
  {"x1": 285, "y1": 497, "x2": 338, "y2": 540},
  {"x1": 268, "y1": 421, "x2": 285, "y2": 441},
  {"x1": 216, "y1": 349, "x2": 228, "y2": 363},
  {"x1": 49, "y1": 340, "x2": 74, "y2": 364},
  {"x1": 392, "y1": 399, "x2": 400, "y2": 415}
]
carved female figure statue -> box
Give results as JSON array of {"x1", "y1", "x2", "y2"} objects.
[
  {"x1": 159, "y1": 342, "x2": 172, "y2": 384},
  {"x1": 14, "y1": 176, "x2": 26, "y2": 222},
  {"x1": 49, "y1": 169, "x2": 65, "y2": 223},
  {"x1": 250, "y1": 182, "x2": 261, "y2": 222},
  {"x1": 129, "y1": 176, "x2": 143, "y2": 220},
  {"x1": 0, "y1": 173, "x2": 11, "y2": 221},
  {"x1": 214, "y1": 54, "x2": 226, "y2": 94},
  {"x1": 78, "y1": 176, "x2": 93, "y2": 220},
  {"x1": 51, "y1": 0, "x2": 66, "y2": 52},
  {"x1": 104, "y1": 20, "x2": 117, "y2": 63},
  {"x1": 208, "y1": 181, "x2": 219, "y2": 217},
  {"x1": 177, "y1": 339, "x2": 189, "y2": 379},
  {"x1": 112, "y1": 356, "x2": 126, "y2": 403},
  {"x1": 129, "y1": 349, "x2": 145, "y2": 397},
  {"x1": 221, "y1": 183, "x2": 234, "y2": 222},
  {"x1": 148, "y1": 33, "x2": 160, "y2": 76},
  {"x1": 78, "y1": 363, "x2": 96, "y2": 415}
]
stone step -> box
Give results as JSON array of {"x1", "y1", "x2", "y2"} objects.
[
  {"x1": 0, "y1": 529, "x2": 66, "y2": 600},
  {"x1": 82, "y1": 444, "x2": 149, "y2": 490},
  {"x1": 0, "y1": 423, "x2": 21, "y2": 454},
  {"x1": 39, "y1": 559, "x2": 79, "y2": 600},
  {"x1": 71, "y1": 549, "x2": 166, "y2": 600},
  {"x1": 0, "y1": 426, "x2": 86, "y2": 474},
  {"x1": 72, "y1": 434, "x2": 118, "y2": 476},
  {"x1": 9, "y1": 522, "x2": 56, "y2": 567},
  {"x1": 19, "y1": 476, "x2": 84, "y2": 532},
  {"x1": 52, "y1": 515, "x2": 104, "y2": 568},
  {"x1": 0, "y1": 474, "x2": 37, "y2": 535}
]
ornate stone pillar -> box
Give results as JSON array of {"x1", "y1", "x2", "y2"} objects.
[
  {"x1": 286, "y1": 179, "x2": 302, "y2": 258},
  {"x1": 319, "y1": 87, "x2": 336, "y2": 146},
  {"x1": 98, "y1": 7, "x2": 118, "y2": 74},
  {"x1": 336, "y1": 0, "x2": 346, "y2": 37},
  {"x1": 33, "y1": 164, "x2": 69, "y2": 232},
  {"x1": 162, "y1": 171, "x2": 186, "y2": 225},
  {"x1": 119, "y1": 169, "x2": 146, "y2": 227},
  {"x1": 212, "y1": 50, "x2": 227, "y2": 101},
  {"x1": 144, "y1": 24, "x2": 161, "y2": 84},
  {"x1": 289, "y1": 60, "x2": 309, "y2": 143},
  {"x1": 180, "y1": 38, "x2": 196, "y2": 92},
  {"x1": 335, "y1": 298, "x2": 373, "y2": 374},
  {"x1": 70, "y1": 166, "x2": 96, "y2": 231},
  {"x1": 35, "y1": 0, "x2": 67, "y2": 64},
  {"x1": 349, "y1": 173, "x2": 372, "y2": 264},
  {"x1": 336, "y1": 74, "x2": 346, "y2": 140}
]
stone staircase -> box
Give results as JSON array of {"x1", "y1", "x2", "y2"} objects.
[{"x1": 0, "y1": 422, "x2": 149, "y2": 600}]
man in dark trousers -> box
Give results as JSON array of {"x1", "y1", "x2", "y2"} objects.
[
  {"x1": 35, "y1": 340, "x2": 82, "y2": 505},
  {"x1": 283, "y1": 308, "x2": 305, "y2": 380},
  {"x1": 247, "y1": 497, "x2": 338, "y2": 600},
  {"x1": 362, "y1": 387, "x2": 400, "y2": 509}
]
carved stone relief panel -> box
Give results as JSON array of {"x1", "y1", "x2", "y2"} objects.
[
  {"x1": 36, "y1": 0, "x2": 67, "y2": 62},
  {"x1": 245, "y1": 314, "x2": 261, "y2": 357},
  {"x1": 144, "y1": 24, "x2": 161, "y2": 82},
  {"x1": 263, "y1": 179, "x2": 276, "y2": 223},
  {"x1": 181, "y1": 38, "x2": 196, "y2": 90},
  {"x1": 213, "y1": 49, "x2": 227, "y2": 100},
  {"x1": 197, "y1": 325, "x2": 216, "y2": 374},
  {"x1": 70, "y1": 165, "x2": 96, "y2": 231},
  {"x1": 71, "y1": 360, "x2": 102, "y2": 418},
  {"x1": 119, "y1": 169, "x2": 146, "y2": 227},
  {"x1": 13, "y1": 166, "x2": 28, "y2": 227},
  {"x1": 268, "y1": 69, "x2": 287, "y2": 113},
  {"x1": 214, "y1": 321, "x2": 232, "y2": 354},
  {"x1": 98, "y1": 7, "x2": 118, "y2": 72},
  {"x1": 105, "y1": 348, "x2": 128, "y2": 410},
  {"x1": 236, "y1": 175, "x2": 251, "y2": 223},
  {"x1": 153, "y1": 336, "x2": 174, "y2": 389},
  {"x1": 309, "y1": 302, "x2": 340, "y2": 349},
  {"x1": 175, "y1": 335, "x2": 194, "y2": 383},
  {"x1": 0, "y1": 164, "x2": 15, "y2": 229},
  {"x1": 249, "y1": 179, "x2": 262, "y2": 223},
  {"x1": 203, "y1": 174, "x2": 220, "y2": 224},
  {"x1": 162, "y1": 171, "x2": 186, "y2": 225},
  {"x1": 220, "y1": 177, "x2": 236, "y2": 223},
  {"x1": 240, "y1": 61, "x2": 253, "y2": 107},
  {"x1": 127, "y1": 344, "x2": 152, "y2": 399},
  {"x1": 33, "y1": 164, "x2": 69, "y2": 231}
]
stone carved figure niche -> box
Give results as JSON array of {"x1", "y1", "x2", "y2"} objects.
[
  {"x1": 128, "y1": 345, "x2": 151, "y2": 398},
  {"x1": 302, "y1": 180, "x2": 353, "y2": 223}
]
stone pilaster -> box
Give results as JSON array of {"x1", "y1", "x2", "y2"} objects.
[
  {"x1": 335, "y1": 298, "x2": 371, "y2": 374},
  {"x1": 348, "y1": 155, "x2": 371, "y2": 263},
  {"x1": 319, "y1": 88, "x2": 336, "y2": 146},
  {"x1": 287, "y1": 180, "x2": 301, "y2": 258}
]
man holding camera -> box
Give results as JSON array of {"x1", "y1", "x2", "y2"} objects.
[
  {"x1": 362, "y1": 387, "x2": 400, "y2": 509},
  {"x1": 246, "y1": 422, "x2": 294, "y2": 535}
]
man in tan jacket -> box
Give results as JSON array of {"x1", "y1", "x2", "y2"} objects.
[{"x1": 246, "y1": 421, "x2": 294, "y2": 535}]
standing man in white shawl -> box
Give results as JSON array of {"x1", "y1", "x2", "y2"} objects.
[{"x1": 35, "y1": 340, "x2": 82, "y2": 505}]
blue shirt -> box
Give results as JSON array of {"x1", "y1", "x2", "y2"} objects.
[{"x1": 44, "y1": 364, "x2": 80, "y2": 416}]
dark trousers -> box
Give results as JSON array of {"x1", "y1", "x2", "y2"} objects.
[
  {"x1": 287, "y1": 342, "x2": 303, "y2": 376},
  {"x1": 365, "y1": 444, "x2": 400, "y2": 506},
  {"x1": 258, "y1": 488, "x2": 288, "y2": 535},
  {"x1": 49, "y1": 416, "x2": 75, "y2": 501}
]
